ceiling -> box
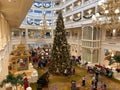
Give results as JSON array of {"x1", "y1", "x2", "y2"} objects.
[{"x1": 0, "y1": 0, "x2": 34, "y2": 28}]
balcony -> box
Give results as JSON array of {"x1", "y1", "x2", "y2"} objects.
[
  {"x1": 11, "y1": 36, "x2": 53, "y2": 45},
  {"x1": 82, "y1": 40, "x2": 100, "y2": 49}
]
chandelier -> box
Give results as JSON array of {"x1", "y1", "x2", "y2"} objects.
[
  {"x1": 40, "y1": 12, "x2": 49, "y2": 30},
  {"x1": 92, "y1": 0, "x2": 120, "y2": 30}
]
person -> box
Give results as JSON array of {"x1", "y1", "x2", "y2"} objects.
[
  {"x1": 72, "y1": 68, "x2": 75, "y2": 75},
  {"x1": 23, "y1": 77, "x2": 29, "y2": 90},
  {"x1": 101, "y1": 82, "x2": 107, "y2": 90},
  {"x1": 82, "y1": 76, "x2": 85, "y2": 86},
  {"x1": 71, "y1": 80, "x2": 76, "y2": 90},
  {"x1": 95, "y1": 71, "x2": 99, "y2": 82}
]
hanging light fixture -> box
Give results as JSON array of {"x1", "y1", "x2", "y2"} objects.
[
  {"x1": 92, "y1": 0, "x2": 120, "y2": 30},
  {"x1": 40, "y1": 11, "x2": 49, "y2": 30}
]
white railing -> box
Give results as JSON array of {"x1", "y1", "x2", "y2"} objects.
[{"x1": 82, "y1": 40, "x2": 100, "y2": 48}]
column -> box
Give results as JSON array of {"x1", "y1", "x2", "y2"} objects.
[
  {"x1": 81, "y1": 48, "x2": 84, "y2": 63},
  {"x1": 51, "y1": 28, "x2": 54, "y2": 39},
  {"x1": 101, "y1": 29, "x2": 106, "y2": 41},
  {"x1": 1, "y1": 18, "x2": 4, "y2": 48},
  {"x1": 25, "y1": 28, "x2": 28, "y2": 39},
  {"x1": 77, "y1": 29, "x2": 80, "y2": 56},
  {"x1": 91, "y1": 26, "x2": 94, "y2": 47},
  {"x1": 0, "y1": 13, "x2": 1, "y2": 50},
  {"x1": 72, "y1": 2, "x2": 74, "y2": 11},
  {"x1": 99, "y1": 48, "x2": 105, "y2": 65},
  {"x1": 82, "y1": 0, "x2": 84, "y2": 5},
  {"x1": 70, "y1": 30, "x2": 72, "y2": 39},
  {"x1": 95, "y1": 4, "x2": 98, "y2": 13},
  {"x1": 82, "y1": 27, "x2": 84, "y2": 40},
  {"x1": 90, "y1": 49, "x2": 94, "y2": 63},
  {"x1": 77, "y1": 30, "x2": 80, "y2": 40}
]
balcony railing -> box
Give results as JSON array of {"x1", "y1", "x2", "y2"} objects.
[{"x1": 82, "y1": 40, "x2": 100, "y2": 48}]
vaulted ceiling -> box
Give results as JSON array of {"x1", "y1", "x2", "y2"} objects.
[{"x1": 0, "y1": 0, "x2": 34, "y2": 28}]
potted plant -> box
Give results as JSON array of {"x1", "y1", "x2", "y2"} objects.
[
  {"x1": 0, "y1": 73, "x2": 24, "y2": 90},
  {"x1": 113, "y1": 55, "x2": 120, "y2": 67}
]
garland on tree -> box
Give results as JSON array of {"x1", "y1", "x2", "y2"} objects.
[
  {"x1": 48, "y1": 11, "x2": 72, "y2": 75},
  {"x1": 73, "y1": 17, "x2": 81, "y2": 22},
  {"x1": 83, "y1": 14, "x2": 93, "y2": 19}
]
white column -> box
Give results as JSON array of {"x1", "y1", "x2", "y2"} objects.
[
  {"x1": 82, "y1": 0, "x2": 84, "y2": 5},
  {"x1": 91, "y1": 26, "x2": 94, "y2": 47},
  {"x1": 90, "y1": 49, "x2": 93, "y2": 63},
  {"x1": 77, "y1": 30, "x2": 80, "y2": 40},
  {"x1": 82, "y1": 27, "x2": 84, "y2": 40},
  {"x1": 95, "y1": 5, "x2": 98, "y2": 13},
  {"x1": 99, "y1": 48, "x2": 105, "y2": 65},
  {"x1": 51, "y1": 29, "x2": 54, "y2": 39},
  {"x1": 25, "y1": 28, "x2": 28, "y2": 39},
  {"x1": 70, "y1": 30, "x2": 72, "y2": 39},
  {"x1": 0, "y1": 18, "x2": 2, "y2": 50},
  {"x1": 72, "y1": 2, "x2": 74, "y2": 11},
  {"x1": 101, "y1": 29, "x2": 106, "y2": 41}
]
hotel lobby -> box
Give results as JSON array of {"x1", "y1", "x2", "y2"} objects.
[{"x1": 0, "y1": 0, "x2": 120, "y2": 90}]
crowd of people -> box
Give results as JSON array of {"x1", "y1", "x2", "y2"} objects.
[{"x1": 29, "y1": 47, "x2": 110, "y2": 90}]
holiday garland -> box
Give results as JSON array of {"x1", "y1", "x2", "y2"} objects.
[
  {"x1": 83, "y1": 14, "x2": 93, "y2": 19},
  {"x1": 27, "y1": 20, "x2": 33, "y2": 25},
  {"x1": 98, "y1": 12, "x2": 103, "y2": 15},
  {"x1": 43, "y1": 4, "x2": 51, "y2": 8},
  {"x1": 73, "y1": 17, "x2": 81, "y2": 22},
  {"x1": 34, "y1": 3, "x2": 42, "y2": 8},
  {"x1": 34, "y1": 2, "x2": 51, "y2": 8},
  {"x1": 34, "y1": 22, "x2": 40, "y2": 25}
]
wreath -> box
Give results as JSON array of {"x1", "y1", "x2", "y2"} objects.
[{"x1": 73, "y1": 17, "x2": 81, "y2": 22}]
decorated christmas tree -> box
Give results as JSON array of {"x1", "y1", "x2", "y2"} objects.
[{"x1": 49, "y1": 11, "x2": 71, "y2": 75}]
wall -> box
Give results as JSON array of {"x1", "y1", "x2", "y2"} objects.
[{"x1": 0, "y1": 13, "x2": 11, "y2": 90}]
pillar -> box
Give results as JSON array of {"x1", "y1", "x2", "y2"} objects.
[
  {"x1": 77, "y1": 29, "x2": 80, "y2": 40},
  {"x1": 90, "y1": 49, "x2": 94, "y2": 63},
  {"x1": 51, "y1": 28, "x2": 54, "y2": 39},
  {"x1": 99, "y1": 48, "x2": 105, "y2": 65},
  {"x1": 70, "y1": 30, "x2": 72, "y2": 39},
  {"x1": 25, "y1": 28, "x2": 28, "y2": 39}
]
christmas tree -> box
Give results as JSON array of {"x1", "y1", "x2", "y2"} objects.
[{"x1": 49, "y1": 11, "x2": 71, "y2": 75}]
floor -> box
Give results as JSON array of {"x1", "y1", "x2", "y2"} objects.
[{"x1": 36, "y1": 65, "x2": 120, "y2": 90}]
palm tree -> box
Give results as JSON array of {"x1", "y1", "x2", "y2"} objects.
[{"x1": 0, "y1": 73, "x2": 24, "y2": 90}]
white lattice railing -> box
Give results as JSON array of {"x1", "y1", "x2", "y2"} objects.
[{"x1": 82, "y1": 40, "x2": 100, "y2": 48}]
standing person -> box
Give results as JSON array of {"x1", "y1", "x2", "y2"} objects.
[
  {"x1": 71, "y1": 80, "x2": 76, "y2": 90},
  {"x1": 82, "y1": 76, "x2": 86, "y2": 86},
  {"x1": 72, "y1": 67, "x2": 75, "y2": 75},
  {"x1": 95, "y1": 71, "x2": 99, "y2": 82},
  {"x1": 103, "y1": 82, "x2": 107, "y2": 90}
]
